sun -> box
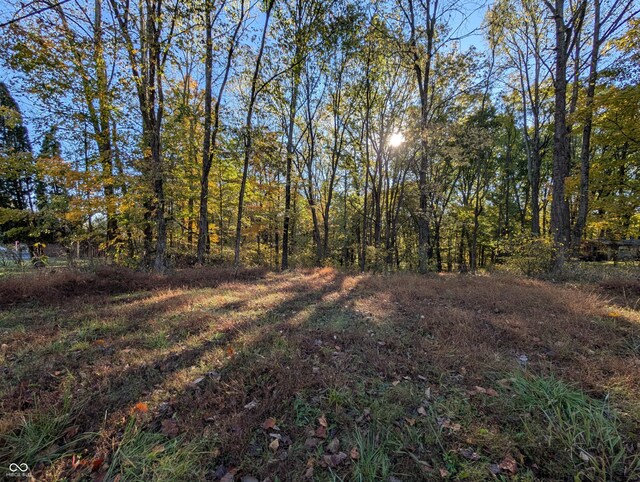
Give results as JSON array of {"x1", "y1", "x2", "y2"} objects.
[{"x1": 389, "y1": 132, "x2": 405, "y2": 147}]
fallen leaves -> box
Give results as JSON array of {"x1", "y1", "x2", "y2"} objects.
[
  {"x1": 314, "y1": 414, "x2": 328, "y2": 438},
  {"x1": 349, "y1": 447, "x2": 359, "y2": 460},
  {"x1": 327, "y1": 438, "x2": 340, "y2": 454},
  {"x1": 499, "y1": 454, "x2": 518, "y2": 474},
  {"x1": 262, "y1": 417, "x2": 277, "y2": 430},
  {"x1": 161, "y1": 419, "x2": 179, "y2": 438},
  {"x1": 467, "y1": 386, "x2": 498, "y2": 397},
  {"x1": 437, "y1": 417, "x2": 461, "y2": 432},
  {"x1": 322, "y1": 451, "x2": 348, "y2": 468},
  {"x1": 268, "y1": 438, "x2": 280, "y2": 452},
  {"x1": 131, "y1": 402, "x2": 148, "y2": 414},
  {"x1": 243, "y1": 400, "x2": 258, "y2": 410},
  {"x1": 459, "y1": 447, "x2": 480, "y2": 461}
]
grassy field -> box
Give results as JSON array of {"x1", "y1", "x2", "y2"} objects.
[{"x1": 0, "y1": 266, "x2": 638, "y2": 481}]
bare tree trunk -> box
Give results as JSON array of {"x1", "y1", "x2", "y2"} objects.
[
  {"x1": 198, "y1": 0, "x2": 239, "y2": 264},
  {"x1": 546, "y1": 0, "x2": 585, "y2": 269}
]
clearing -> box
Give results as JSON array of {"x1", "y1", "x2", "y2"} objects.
[{"x1": 0, "y1": 267, "x2": 639, "y2": 481}]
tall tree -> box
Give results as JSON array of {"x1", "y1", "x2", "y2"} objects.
[
  {"x1": 544, "y1": 0, "x2": 586, "y2": 267},
  {"x1": 108, "y1": 0, "x2": 180, "y2": 271},
  {"x1": 233, "y1": 0, "x2": 275, "y2": 267},
  {"x1": 571, "y1": 0, "x2": 638, "y2": 250}
]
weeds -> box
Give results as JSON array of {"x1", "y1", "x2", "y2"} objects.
[
  {"x1": 0, "y1": 390, "x2": 90, "y2": 472},
  {"x1": 511, "y1": 373, "x2": 640, "y2": 480},
  {"x1": 350, "y1": 427, "x2": 393, "y2": 482},
  {"x1": 105, "y1": 415, "x2": 212, "y2": 481}
]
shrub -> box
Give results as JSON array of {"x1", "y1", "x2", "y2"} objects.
[{"x1": 505, "y1": 234, "x2": 556, "y2": 276}]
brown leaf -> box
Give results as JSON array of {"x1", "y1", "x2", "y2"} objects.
[
  {"x1": 322, "y1": 452, "x2": 348, "y2": 468},
  {"x1": 318, "y1": 415, "x2": 328, "y2": 427},
  {"x1": 315, "y1": 426, "x2": 327, "y2": 439},
  {"x1": 499, "y1": 454, "x2": 517, "y2": 474},
  {"x1": 262, "y1": 418, "x2": 277, "y2": 430},
  {"x1": 304, "y1": 437, "x2": 321, "y2": 449},
  {"x1": 327, "y1": 438, "x2": 340, "y2": 454},
  {"x1": 485, "y1": 388, "x2": 499, "y2": 397},
  {"x1": 91, "y1": 458, "x2": 104, "y2": 472},
  {"x1": 417, "y1": 406, "x2": 427, "y2": 416},
  {"x1": 438, "y1": 417, "x2": 461, "y2": 431},
  {"x1": 226, "y1": 346, "x2": 235, "y2": 357},
  {"x1": 132, "y1": 402, "x2": 148, "y2": 414},
  {"x1": 350, "y1": 447, "x2": 359, "y2": 460},
  {"x1": 459, "y1": 447, "x2": 480, "y2": 461},
  {"x1": 161, "y1": 419, "x2": 179, "y2": 438},
  {"x1": 220, "y1": 471, "x2": 236, "y2": 482},
  {"x1": 405, "y1": 417, "x2": 416, "y2": 426},
  {"x1": 439, "y1": 467, "x2": 450, "y2": 477},
  {"x1": 269, "y1": 438, "x2": 280, "y2": 452}
]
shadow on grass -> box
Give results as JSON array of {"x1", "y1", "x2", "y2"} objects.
[{"x1": 1, "y1": 269, "x2": 639, "y2": 481}]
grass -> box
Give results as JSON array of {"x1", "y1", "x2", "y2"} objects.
[
  {"x1": 105, "y1": 415, "x2": 212, "y2": 482},
  {"x1": 0, "y1": 266, "x2": 639, "y2": 481},
  {"x1": 0, "y1": 386, "x2": 93, "y2": 474},
  {"x1": 510, "y1": 374, "x2": 640, "y2": 480}
]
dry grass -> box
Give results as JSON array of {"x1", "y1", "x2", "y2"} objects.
[{"x1": 0, "y1": 267, "x2": 638, "y2": 481}]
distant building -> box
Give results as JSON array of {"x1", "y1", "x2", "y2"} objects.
[{"x1": 581, "y1": 238, "x2": 640, "y2": 262}]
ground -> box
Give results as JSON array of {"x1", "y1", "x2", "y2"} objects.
[{"x1": 0, "y1": 266, "x2": 639, "y2": 481}]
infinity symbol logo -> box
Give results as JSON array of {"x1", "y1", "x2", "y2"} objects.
[{"x1": 8, "y1": 463, "x2": 29, "y2": 472}]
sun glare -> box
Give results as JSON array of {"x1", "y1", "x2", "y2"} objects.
[{"x1": 389, "y1": 132, "x2": 405, "y2": 147}]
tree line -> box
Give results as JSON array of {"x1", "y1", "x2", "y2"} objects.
[{"x1": 0, "y1": 0, "x2": 638, "y2": 272}]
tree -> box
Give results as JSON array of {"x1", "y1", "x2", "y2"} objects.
[
  {"x1": 197, "y1": 0, "x2": 245, "y2": 264},
  {"x1": 108, "y1": 0, "x2": 181, "y2": 271},
  {"x1": 571, "y1": 0, "x2": 638, "y2": 251},
  {"x1": 544, "y1": 0, "x2": 586, "y2": 267},
  {"x1": 233, "y1": 0, "x2": 275, "y2": 267}
]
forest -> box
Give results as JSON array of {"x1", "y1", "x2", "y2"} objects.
[
  {"x1": 1, "y1": 1, "x2": 640, "y2": 481},
  {"x1": 0, "y1": 0, "x2": 637, "y2": 273}
]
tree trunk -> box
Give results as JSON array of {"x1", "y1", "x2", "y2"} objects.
[
  {"x1": 234, "y1": 0, "x2": 273, "y2": 267},
  {"x1": 572, "y1": 0, "x2": 601, "y2": 252}
]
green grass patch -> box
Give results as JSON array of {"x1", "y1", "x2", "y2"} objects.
[
  {"x1": 0, "y1": 391, "x2": 91, "y2": 472},
  {"x1": 511, "y1": 373, "x2": 640, "y2": 480},
  {"x1": 105, "y1": 416, "x2": 214, "y2": 481}
]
